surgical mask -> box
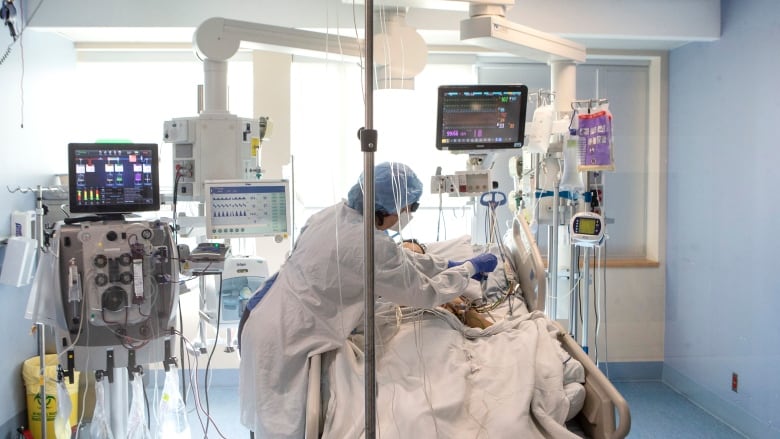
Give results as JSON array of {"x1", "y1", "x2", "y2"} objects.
[{"x1": 389, "y1": 212, "x2": 413, "y2": 233}]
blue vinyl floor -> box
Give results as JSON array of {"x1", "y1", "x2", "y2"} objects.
[
  {"x1": 184, "y1": 381, "x2": 747, "y2": 438},
  {"x1": 612, "y1": 381, "x2": 746, "y2": 439}
]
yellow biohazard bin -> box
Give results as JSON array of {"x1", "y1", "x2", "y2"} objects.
[{"x1": 22, "y1": 355, "x2": 80, "y2": 439}]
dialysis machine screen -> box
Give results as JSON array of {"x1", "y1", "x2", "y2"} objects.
[
  {"x1": 68, "y1": 143, "x2": 160, "y2": 214},
  {"x1": 205, "y1": 180, "x2": 290, "y2": 239},
  {"x1": 436, "y1": 84, "x2": 528, "y2": 151}
]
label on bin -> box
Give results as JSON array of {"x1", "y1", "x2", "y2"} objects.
[{"x1": 31, "y1": 392, "x2": 57, "y2": 421}]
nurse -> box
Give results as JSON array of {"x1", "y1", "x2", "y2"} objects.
[{"x1": 238, "y1": 162, "x2": 497, "y2": 437}]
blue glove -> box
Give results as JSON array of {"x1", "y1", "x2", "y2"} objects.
[
  {"x1": 448, "y1": 259, "x2": 486, "y2": 280},
  {"x1": 468, "y1": 253, "x2": 498, "y2": 277},
  {"x1": 447, "y1": 260, "x2": 464, "y2": 269}
]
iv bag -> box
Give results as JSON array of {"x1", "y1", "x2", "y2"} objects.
[
  {"x1": 577, "y1": 103, "x2": 615, "y2": 171},
  {"x1": 560, "y1": 129, "x2": 585, "y2": 193},
  {"x1": 25, "y1": 236, "x2": 69, "y2": 333},
  {"x1": 157, "y1": 369, "x2": 191, "y2": 439},
  {"x1": 526, "y1": 104, "x2": 554, "y2": 153},
  {"x1": 127, "y1": 373, "x2": 152, "y2": 439},
  {"x1": 90, "y1": 379, "x2": 115, "y2": 439},
  {"x1": 54, "y1": 380, "x2": 72, "y2": 439}
]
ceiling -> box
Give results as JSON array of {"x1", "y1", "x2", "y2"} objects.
[{"x1": 30, "y1": 0, "x2": 721, "y2": 56}]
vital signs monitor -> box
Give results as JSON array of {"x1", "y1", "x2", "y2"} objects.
[{"x1": 204, "y1": 179, "x2": 290, "y2": 239}]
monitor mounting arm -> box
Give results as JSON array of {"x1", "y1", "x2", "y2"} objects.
[{"x1": 193, "y1": 17, "x2": 361, "y2": 113}]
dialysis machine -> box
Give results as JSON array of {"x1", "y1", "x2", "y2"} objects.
[
  {"x1": 26, "y1": 142, "x2": 182, "y2": 439},
  {"x1": 59, "y1": 143, "x2": 179, "y2": 371}
]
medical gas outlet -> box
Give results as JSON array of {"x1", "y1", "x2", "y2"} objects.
[{"x1": 431, "y1": 170, "x2": 492, "y2": 197}]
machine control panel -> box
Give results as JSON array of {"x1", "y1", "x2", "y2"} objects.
[{"x1": 58, "y1": 220, "x2": 178, "y2": 354}]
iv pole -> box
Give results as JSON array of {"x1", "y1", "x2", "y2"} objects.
[
  {"x1": 7, "y1": 184, "x2": 60, "y2": 439},
  {"x1": 34, "y1": 185, "x2": 48, "y2": 439},
  {"x1": 361, "y1": 0, "x2": 378, "y2": 437}
]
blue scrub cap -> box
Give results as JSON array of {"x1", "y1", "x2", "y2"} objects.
[{"x1": 347, "y1": 162, "x2": 423, "y2": 215}]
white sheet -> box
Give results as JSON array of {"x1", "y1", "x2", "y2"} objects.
[{"x1": 321, "y1": 309, "x2": 581, "y2": 439}]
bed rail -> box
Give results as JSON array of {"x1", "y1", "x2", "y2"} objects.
[
  {"x1": 508, "y1": 212, "x2": 631, "y2": 439},
  {"x1": 305, "y1": 214, "x2": 631, "y2": 438},
  {"x1": 555, "y1": 322, "x2": 631, "y2": 439}
]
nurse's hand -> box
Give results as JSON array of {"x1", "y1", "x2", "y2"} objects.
[
  {"x1": 447, "y1": 260, "x2": 465, "y2": 269},
  {"x1": 468, "y1": 253, "x2": 498, "y2": 279}
]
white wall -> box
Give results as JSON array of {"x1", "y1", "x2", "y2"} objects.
[{"x1": 0, "y1": 29, "x2": 77, "y2": 433}]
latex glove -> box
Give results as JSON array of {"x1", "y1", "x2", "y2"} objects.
[
  {"x1": 468, "y1": 253, "x2": 498, "y2": 275},
  {"x1": 447, "y1": 260, "x2": 464, "y2": 269}
]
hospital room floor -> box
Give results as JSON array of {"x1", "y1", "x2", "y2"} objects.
[{"x1": 188, "y1": 380, "x2": 748, "y2": 438}]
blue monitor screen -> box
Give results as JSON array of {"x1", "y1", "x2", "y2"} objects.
[{"x1": 68, "y1": 143, "x2": 160, "y2": 214}]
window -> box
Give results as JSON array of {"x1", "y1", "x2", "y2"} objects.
[
  {"x1": 479, "y1": 62, "x2": 651, "y2": 259},
  {"x1": 72, "y1": 52, "x2": 253, "y2": 193},
  {"x1": 291, "y1": 58, "x2": 655, "y2": 259},
  {"x1": 290, "y1": 59, "x2": 480, "y2": 243}
]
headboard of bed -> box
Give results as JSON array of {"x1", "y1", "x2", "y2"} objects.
[{"x1": 503, "y1": 214, "x2": 547, "y2": 313}]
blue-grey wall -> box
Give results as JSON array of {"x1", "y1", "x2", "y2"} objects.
[
  {"x1": 665, "y1": 0, "x2": 780, "y2": 437},
  {"x1": 0, "y1": 29, "x2": 75, "y2": 435}
]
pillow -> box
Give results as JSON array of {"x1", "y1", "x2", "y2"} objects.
[{"x1": 424, "y1": 235, "x2": 474, "y2": 261}]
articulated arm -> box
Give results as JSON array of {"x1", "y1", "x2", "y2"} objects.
[{"x1": 194, "y1": 17, "x2": 362, "y2": 62}]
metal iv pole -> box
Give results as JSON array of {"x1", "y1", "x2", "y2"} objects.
[
  {"x1": 6, "y1": 184, "x2": 55, "y2": 439},
  {"x1": 361, "y1": 0, "x2": 378, "y2": 437}
]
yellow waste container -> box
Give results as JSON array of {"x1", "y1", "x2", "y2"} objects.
[{"x1": 22, "y1": 355, "x2": 80, "y2": 439}]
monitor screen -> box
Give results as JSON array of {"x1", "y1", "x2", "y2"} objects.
[
  {"x1": 68, "y1": 143, "x2": 160, "y2": 214},
  {"x1": 436, "y1": 84, "x2": 528, "y2": 151},
  {"x1": 204, "y1": 179, "x2": 290, "y2": 239}
]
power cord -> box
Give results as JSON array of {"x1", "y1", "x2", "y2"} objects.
[{"x1": 203, "y1": 272, "x2": 223, "y2": 438}]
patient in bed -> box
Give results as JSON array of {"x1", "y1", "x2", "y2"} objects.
[
  {"x1": 401, "y1": 238, "x2": 494, "y2": 329},
  {"x1": 324, "y1": 235, "x2": 588, "y2": 438}
]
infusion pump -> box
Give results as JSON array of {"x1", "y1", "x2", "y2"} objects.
[{"x1": 570, "y1": 212, "x2": 605, "y2": 247}]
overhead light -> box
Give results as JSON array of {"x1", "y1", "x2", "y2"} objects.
[{"x1": 373, "y1": 8, "x2": 428, "y2": 90}]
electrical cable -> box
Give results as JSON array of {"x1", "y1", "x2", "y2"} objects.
[
  {"x1": 17, "y1": 7, "x2": 23, "y2": 128},
  {"x1": 593, "y1": 250, "x2": 599, "y2": 365},
  {"x1": 75, "y1": 307, "x2": 91, "y2": 436},
  {"x1": 436, "y1": 191, "x2": 445, "y2": 241},
  {"x1": 601, "y1": 243, "x2": 610, "y2": 378},
  {"x1": 578, "y1": 256, "x2": 584, "y2": 335},
  {"x1": 0, "y1": 44, "x2": 11, "y2": 66},
  {"x1": 174, "y1": 329, "x2": 228, "y2": 439},
  {"x1": 203, "y1": 272, "x2": 223, "y2": 438},
  {"x1": 350, "y1": 0, "x2": 365, "y2": 106},
  {"x1": 171, "y1": 330, "x2": 202, "y2": 426},
  {"x1": 177, "y1": 300, "x2": 188, "y2": 413}
]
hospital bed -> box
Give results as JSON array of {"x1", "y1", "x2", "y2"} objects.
[{"x1": 303, "y1": 214, "x2": 631, "y2": 438}]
